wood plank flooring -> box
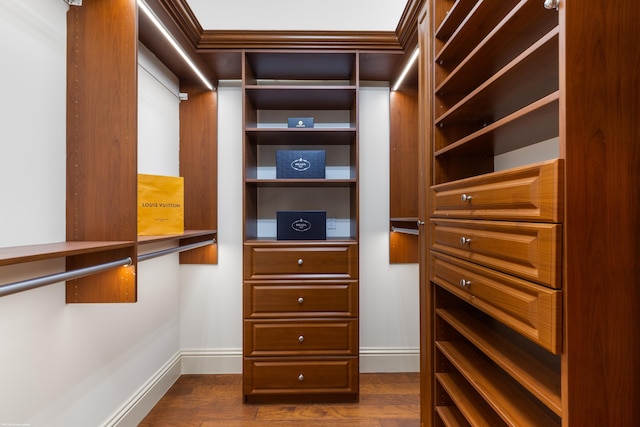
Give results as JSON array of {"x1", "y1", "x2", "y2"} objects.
[{"x1": 139, "y1": 373, "x2": 420, "y2": 426}]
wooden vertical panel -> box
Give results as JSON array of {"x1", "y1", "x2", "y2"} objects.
[
  {"x1": 561, "y1": 1, "x2": 640, "y2": 425},
  {"x1": 418, "y1": 1, "x2": 435, "y2": 426},
  {"x1": 389, "y1": 68, "x2": 419, "y2": 264},
  {"x1": 390, "y1": 88, "x2": 419, "y2": 219},
  {"x1": 66, "y1": 0, "x2": 138, "y2": 303},
  {"x1": 179, "y1": 82, "x2": 218, "y2": 264},
  {"x1": 66, "y1": 0, "x2": 138, "y2": 242}
]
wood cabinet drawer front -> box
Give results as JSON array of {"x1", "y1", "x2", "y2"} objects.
[
  {"x1": 430, "y1": 219, "x2": 562, "y2": 288},
  {"x1": 244, "y1": 319, "x2": 357, "y2": 356},
  {"x1": 244, "y1": 358, "x2": 358, "y2": 396},
  {"x1": 431, "y1": 251, "x2": 562, "y2": 354},
  {"x1": 244, "y1": 243, "x2": 358, "y2": 279},
  {"x1": 244, "y1": 281, "x2": 357, "y2": 318},
  {"x1": 431, "y1": 159, "x2": 563, "y2": 222}
]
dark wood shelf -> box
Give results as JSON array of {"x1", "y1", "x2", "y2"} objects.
[
  {"x1": 436, "y1": 5, "x2": 558, "y2": 97},
  {"x1": 390, "y1": 217, "x2": 420, "y2": 223},
  {"x1": 435, "y1": 404, "x2": 472, "y2": 427},
  {"x1": 435, "y1": 91, "x2": 559, "y2": 158},
  {"x1": 436, "y1": 340, "x2": 561, "y2": 426},
  {"x1": 245, "y1": 128, "x2": 356, "y2": 145},
  {"x1": 245, "y1": 178, "x2": 356, "y2": 188},
  {"x1": 434, "y1": 0, "x2": 515, "y2": 66},
  {"x1": 436, "y1": 372, "x2": 507, "y2": 426},
  {"x1": 245, "y1": 86, "x2": 357, "y2": 110},
  {"x1": 435, "y1": 0, "x2": 478, "y2": 42},
  {"x1": 437, "y1": 308, "x2": 562, "y2": 416},
  {"x1": 0, "y1": 241, "x2": 135, "y2": 267},
  {"x1": 245, "y1": 51, "x2": 357, "y2": 81},
  {"x1": 245, "y1": 237, "x2": 358, "y2": 244},
  {"x1": 435, "y1": 30, "x2": 558, "y2": 126}
]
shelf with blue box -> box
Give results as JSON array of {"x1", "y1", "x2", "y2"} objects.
[{"x1": 243, "y1": 52, "x2": 359, "y2": 243}]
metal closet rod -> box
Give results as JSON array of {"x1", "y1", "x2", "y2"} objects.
[
  {"x1": 0, "y1": 256, "x2": 133, "y2": 298},
  {"x1": 391, "y1": 226, "x2": 420, "y2": 236},
  {"x1": 0, "y1": 238, "x2": 215, "y2": 298}
]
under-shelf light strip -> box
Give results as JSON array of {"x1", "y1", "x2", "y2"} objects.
[
  {"x1": 392, "y1": 47, "x2": 419, "y2": 91},
  {"x1": 138, "y1": 239, "x2": 215, "y2": 262},
  {"x1": 137, "y1": 0, "x2": 214, "y2": 91}
]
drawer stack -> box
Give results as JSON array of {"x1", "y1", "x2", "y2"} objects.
[
  {"x1": 429, "y1": 159, "x2": 563, "y2": 425},
  {"x1": 243, "y1": 241, "x2": 359, "y2": 402}
]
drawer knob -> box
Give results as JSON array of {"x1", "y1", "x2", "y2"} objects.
[
  {"x1": 460, "y1": 279, "x2": 471, "y2": 288},
  {"x1": 544, "y1": 0, "x2": 560, "y2": 11},
  {"x1": 297, "y1": 258, "x2": 304, "y2": 266},
  {"x1": 297, "y1": 297, "x2": 304, "y2": 304},
  {"x1": 461, "y1": 193, "x2": 472, "y2": 202},
  {"x1": 298, "y1": 335, "x2": 305, "y2": 343},
  {"x1": 460, "y1": 237, "x2": 471, "y2": 245},
  {"x1": 298, "y1": 373, "x2": 305, "y2": 382}
]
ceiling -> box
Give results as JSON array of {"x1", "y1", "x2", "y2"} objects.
[
  {"x1": 138, "y1": 0, "x2": 421, "y2": 86},
  {"x1": 186, "y1": 0, "x2": 410, "y2": 32}
]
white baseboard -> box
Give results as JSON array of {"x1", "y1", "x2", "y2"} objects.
[
  {"x1": 102, "y1": 352, "x2": 181, "y2": 427},
  {"x1": 103, "y1": 347, "x2": 419, "y2": 426},
  {"x1": 180, "y1": 348, "x2": 243, "y2": 374},
  {"x1": 359, "y1": 347, "x2": 420, "y2": 373}
]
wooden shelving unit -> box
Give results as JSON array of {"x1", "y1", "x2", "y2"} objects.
[
  {"x1": 242, "y1": 50, "x2": 359, "y2": 402},
  {"x1": 420, "y1": 0, "x2": 640, "y2": 425}
]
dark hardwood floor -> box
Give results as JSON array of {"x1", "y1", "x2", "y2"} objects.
[{"x1": 139, "y1": 373, "x2": 420, "y2": 426}]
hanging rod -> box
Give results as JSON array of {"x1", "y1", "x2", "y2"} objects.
[
  {"x1": 391, "y1": 226, "x2": 420, "y2": 236},
  {"x1": 0, "y1": 256, "x2": 133, "y2": 298},
  {"x1": 137, "y1": 239, "x2": 215, "y2": 262}
]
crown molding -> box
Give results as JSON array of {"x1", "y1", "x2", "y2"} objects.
[
  {"x1": 395, "y1": 0, "x2": 424, "y2": 49},
  {"x1": 153, "y1": 0, "x2": 202, "y2": 48},
  {"x1": 198, "y1": 30, "x2": 402, "y2": 51}
]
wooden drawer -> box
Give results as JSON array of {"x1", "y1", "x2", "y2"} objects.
[
  {"x1": 244, "y1": 280, "x2": 358, "y2": 318},
  {"x1": 431, "y1": 251, "x2": 562, "y2": 354},
  {"x1": 431, "y1": 159, "x2": 563, "y2": 222},
  {"x1": 244, "y1": 242, "x2": 358, "y2": 280},
  {"x1": 243, "y1": 358, "x2": 359, "y2": 398},
  {"x1": 244, "y1": 319, "x2": 357, "y2": 356},
  {"x1": 430, "y1": 218, "x2": 562, "y2": 288}
]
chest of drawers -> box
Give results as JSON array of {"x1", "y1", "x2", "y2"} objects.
[{"x1": 243, "y1": 241, "x2": 359, "y2": 402}]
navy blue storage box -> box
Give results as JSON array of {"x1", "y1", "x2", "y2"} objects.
[
  {"x1": 276, "y1": 150, "x2": 326, "y2": 179},
  {"x1": 277, "y1": 210, "x2": 326, "y2": 240},
  {"x1": 287, "y1": 117, "x2": 314, "y2": 128}
]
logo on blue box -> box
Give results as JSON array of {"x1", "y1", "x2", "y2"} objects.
[
  {"x1": 291, "y1": 157, "x2": 311, "y2": 172},
  {"x1": 287, "y1": 117, "x2": 314, "y2": 128},
  {"x1": 291, "y1": 218, "x2": 312, "y2": 232},
  {"x1": 276, "y1": 150, "x2": 325, "y2": 179}
]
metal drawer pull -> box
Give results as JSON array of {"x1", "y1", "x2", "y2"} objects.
[
  {"x1": 298, "y1": 335, "x2": 305, "y2": 343},
  {"x1": 298, "y1": 373, "x2": 304, "y2": 382},
  {"x1": 297, "y1": 258, "x2": 304, "y2": 266},
  {"x1": 460, "y1": 237, "x2": 471, "y2": 245},
  {"x1": 544, "y1": 0, "x2": 559, "y2": 11},
  {"x1": 460, "y1": 279, "x2": 471, "y2": 288},
  {"x1": 297, "y1": 297, "x2": 304, "y2": 304},
  {"x1": 461, "y1": 193, "x2": 472, "y2": 202}
]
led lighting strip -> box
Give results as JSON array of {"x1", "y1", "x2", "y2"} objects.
[{"x1": 138, "y1": 0, "x2": 214, "y2": 90}]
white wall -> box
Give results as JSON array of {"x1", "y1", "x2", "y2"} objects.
[
  {"x1": 180, "y1": 82, "x2": 245, "y2": 373},
  {"x1": 178, "y1": 83, "x2": 420, "y2": 374},
  {"x1": 0, "y1": 3, "x2": 183, "y2": 426}
]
